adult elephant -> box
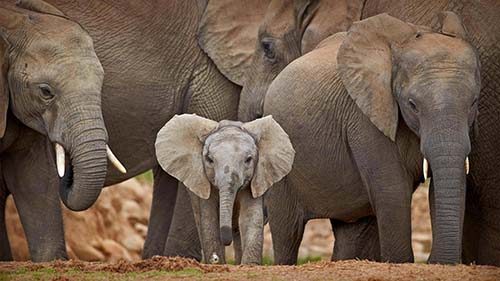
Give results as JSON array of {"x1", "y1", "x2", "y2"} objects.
[
  {"x1": 0, "y1": 0, "x2": 272, "y2": 262},
  {"x1": 238, "y1": 0, "x2": 500, "y2": 266},
  {"x1": 0, "y1": 2, "x2": 115, "y2": 261}
]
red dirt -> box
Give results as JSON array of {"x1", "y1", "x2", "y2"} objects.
[{"x1": 1, "y1": 257, "x2": 499, "y2": 281}]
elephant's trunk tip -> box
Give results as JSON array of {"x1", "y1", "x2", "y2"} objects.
[{"x1": 220, "y1": 225, "x2": 233, "y2": 246}]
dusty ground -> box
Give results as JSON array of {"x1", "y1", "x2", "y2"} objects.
[
  {"x1": 5, "y1": 178, "x2": 432, "y2": 262},
  {"x1": 1, "y1": 256, "x2": 499, "y2": 280}
]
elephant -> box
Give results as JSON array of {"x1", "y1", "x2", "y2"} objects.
[
  {"x1": 0, "y1": 0, "x2": 276, "y2": 262},
  {"x1": 261, "y1": 12, "x2": 480, "y2": 264},
  {"x1": 0, "y1": 2, "x2": 121, "y2": 261},
  {"x1": 237, "y1": 0, "x2": 500, "y2": 266},
  {"x1": 362, "y1": 0, "x2": 500, "y2": 267},
  {"x1": 154, "y1": 114, "x2": 294, "y2": 264}
]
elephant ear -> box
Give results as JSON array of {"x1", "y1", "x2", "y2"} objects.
[
  {"x1": 337, "y1": 13, "x2": 418, "y2": 141},
  {"x1": 16, "y1": 0, "x2": 66, "y2": 17},
  {"x1": 300, "y1": 0, "x2": 363, "y2": 54},
  {"x1": 155, "y1": 114, "x2": 218, "y2": 199},
  {"x1": 0, "y1": 7, "x2": 28, "y2": 138},
  {"x1": 198, "y1": 0, "x2": 270, "y2": 86},
  {"x1": 438, "y1": 11, "x2": 467, "y2": 39},
  {"x1": 0, "y1": 42, "x2": 8, "y2": 138},
  {"x1": 242, "y1": 116, "x2": 295, "y2": 198}
]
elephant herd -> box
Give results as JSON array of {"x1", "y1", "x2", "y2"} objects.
[{"x1": 0, "y1": 0, "x2": 499, "y2": 267}]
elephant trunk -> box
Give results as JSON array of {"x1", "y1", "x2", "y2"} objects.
[
  {"x1": 59, "y1": 101, "x2": 109, "y2": 211},
  {"x1": 422, "y1": 121, "x2": 470, "y2": 264},
  {"x1": 219, "y1": 186, "x2": 237, "y2": 246}
]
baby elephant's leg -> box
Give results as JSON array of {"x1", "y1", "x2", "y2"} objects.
[{"x1": 238, "y1": 188, "x2": 264, "y2": 265}]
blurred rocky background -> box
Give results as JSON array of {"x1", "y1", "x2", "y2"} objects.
[{"x1": 6, "y1": 176, "x2": 431, "y2": 263}]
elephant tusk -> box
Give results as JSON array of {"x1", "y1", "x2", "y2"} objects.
[
  {"x1": 209, "y1": 253, "x2": 220, "y2": 264},
  {"x1": 423, "y1": 158, "x2": 429, "y2": 180},
  {"x1": 106, "y1": 145, "x2": 127, "y2": 174},
  {"x1": 55, "y1": 143, "x2": 65, "y2": 178},
  {"x1": 465, "y1": 157, "x2": 470, "y2": 175}
]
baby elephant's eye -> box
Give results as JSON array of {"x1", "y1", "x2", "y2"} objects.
[
  {"x1": 245, "y1": 156, "x2": 253, "y2": 164},
  {"x1": 39, "y1": 83, "x2": 55, "y2": 100},
  {"x1": 205, "y1": 155, "x2": 214, "y2": 164}
]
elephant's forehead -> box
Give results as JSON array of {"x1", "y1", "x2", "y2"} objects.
[
  {"x1": 205, "y1": 129, "x2": 256, "y2": 155},
  {"x1": 402, "y1": 34, "x2": 477, "y2": 67}
]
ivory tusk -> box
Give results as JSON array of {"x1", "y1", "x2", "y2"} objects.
[
  {"x1": 106, "y1": 145, "x2": 127, "y2": 174},
  {"x1": 55, "y1": 143, "x2": 65, "y2": 178},
  {"x1": 465, "y1": 157, "x2": 470, "y2": 175},
  {"x1": 423, "y1": 158, "x2": 429, "y2": 180}
]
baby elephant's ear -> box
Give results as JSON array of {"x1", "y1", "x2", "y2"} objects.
[
  {"x1": 155, "y1": 114, "x2": 218, "y2": 199},
  {"x1": 16, "y1": 0, "x2": 66, "y2": 17},
  {"x1": 242, "y1": 116, "x2": 295, "y2": 198},
  {"x1": 438, "y1": 11, "x2": 467, "y2": 39}
]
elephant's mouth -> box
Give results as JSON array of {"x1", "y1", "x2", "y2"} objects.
[
  {"x1": 59, "y1": 154, "x2": 74, "y2": 194},
  {"x1": 54, "y1": 141, "x2": 127, "y2": 211},
  {"x1": 53, "y1": 142, "x2": 127, "y2": 179}
]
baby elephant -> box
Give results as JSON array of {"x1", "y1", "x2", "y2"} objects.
[{"x1": 155, "y1": 114, "x2": 294, "y2": 264}]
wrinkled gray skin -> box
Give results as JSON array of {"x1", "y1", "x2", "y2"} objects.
[
  {"x1": 240, "y1": 0, "x2": 500, "y2": 266},
  {"x1": 363, "y1": 0, "x2": 500, "y2": 267},
  {"x1": 263, "y1": 13, "x2": 480, "y2": 265},
  {"x1": 155, "y1": 115, "x2": 294, "y2": 264},
  {"x1": 0, "y1": 0, "x2": 241, "y2": 261}
]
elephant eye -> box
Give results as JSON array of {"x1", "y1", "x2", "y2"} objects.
[
  {"x1": 39, "y1": 84, "x2": 55, "y2": 100},
  {"x1": 205, "y1": 155, "x2": 214, "y2": 164},
  {"x1": 261, "y1": 39, "x2": 276, "y2": 62},
  {"x1": 409, "y1": 98, "x2": 418, "y2": 113},
  {"x1": 245, "y1": 156, "x2": 252, "y2": 164}
]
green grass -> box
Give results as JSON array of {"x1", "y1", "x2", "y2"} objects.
[
  {"x1": 298, "y1": 256, "x2": 323, "y2": 265},
  {"x1": 136, "y1": 170, "x2": 154, "y2": 183},
  {"x1": 0, "y1": 268, "x2": 204, "y2": 281}
]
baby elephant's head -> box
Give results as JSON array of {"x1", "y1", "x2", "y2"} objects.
[
  {"x1": 202, "y1": 120, "x2": 258, "y2": 192},
  {"x1": 155, "y1": 114, "x2": 295, "y2": 245}
]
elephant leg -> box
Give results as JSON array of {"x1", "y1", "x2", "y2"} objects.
[
  {"x1": 188, "y1": 188, "x2": 225, "y2": 264},
  {"x1": 238, "y1": 188, "x2": 264, "y2": 265},
  {"x1": 331, "y1": 216, "x2": 381, "y2": 261},
  {"x1": 0, "y1": 170, "x2": 12, "y2": 261},
  {"x1": 2, "y1": 137, "x2": 67, "y2": 262},
  {"x1": 163, "y1": 184, "x2": 201, "y2": 260},
  {"x1": 348, "y1": 130, "x2": 413, "y2": 263},
  {"x1": 232, "y1": 200, "x2": 242, "y2": 264},
  {"x1": 267, "y1": 181, "x2": 305, "y2": 265},
  {"x1": 143, "y1": 166, "x2": 178, "y2": 259}
]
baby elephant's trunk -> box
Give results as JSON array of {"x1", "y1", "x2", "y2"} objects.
[{"x1": 219, "y1": 186, "x2": 237, "y2": 246}]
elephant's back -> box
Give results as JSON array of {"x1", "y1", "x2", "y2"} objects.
[{"x1": 264, "y1": 35, "x2": 371, "y2": 219}]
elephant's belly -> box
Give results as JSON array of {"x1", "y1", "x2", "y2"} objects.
[
  {"x1": 285, "y1": 127, "x2": 373, "y2": 222},
  {"x1": 289, "y1": 165, "x2": 373, "y2": 222}
]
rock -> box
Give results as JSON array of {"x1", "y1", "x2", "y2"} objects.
[
  {"x1": 134, "y1": 223, "x2": 148, "y2": 238},
  {"x1": 71, "y1": 244, "x2": 105, "y2": 261},
  {"x1": 121, "y1": 233, "x2": 144, "y2": 253},
  {"x1": 99, "y1": 239, "x2": 132, "y2": 262}
]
